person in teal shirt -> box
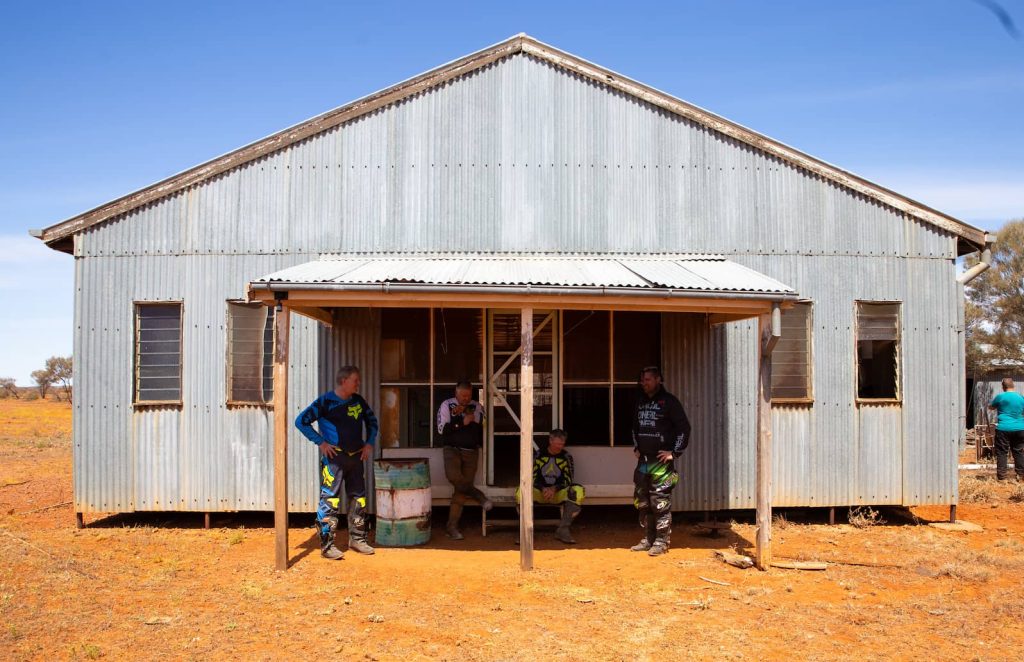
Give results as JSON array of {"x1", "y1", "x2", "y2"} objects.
[{"x1": 988, "y1": 377, "x2": 1024, "y2": 481}]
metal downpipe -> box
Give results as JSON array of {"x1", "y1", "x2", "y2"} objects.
[{"x1": 957, "y1": 234, "x2": 996, "y2": 285}]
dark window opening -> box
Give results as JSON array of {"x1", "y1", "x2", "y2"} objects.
[
  {"x1": 856, "y1": 302, "x2": 900, "y2": 400},
  {"x1": 613, "y1": 386, "x2": 641, "y2": 445},
  {"x1": 563, "y1": 311, "x2": 609, "y2": 381},
  {"x1": 561, "y1": 310, "x2": 661, "y2": 445},
  {"x1": 563, "y1": 386, "x2": 610, "y2": 445},
  {"x1": 381, "y1": 309, "x2": 430, "y2": 382},
  {"x1": 434, "y1": 309, "x2": 483, "y2": 383},
  {"x1": 613, "y1": 312, "x2": 660, "y2": 381}
]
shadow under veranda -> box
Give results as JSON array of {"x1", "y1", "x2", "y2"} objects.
[{"x1": 77, "y1": 505, "x2": 753, "y2": 554}]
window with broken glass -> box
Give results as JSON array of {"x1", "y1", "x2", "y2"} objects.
[{"x1": 227, "y1": 302, "x2": 275, "y2": 405}]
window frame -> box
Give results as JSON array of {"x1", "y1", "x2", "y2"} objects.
[
  {"x1": 225, "y1": 301, "x2": 275, "y2": 408},
  {"x1": 854, "y1": 300, "x2": 902, "y2": 404},
  {"x1": 379, "y1": 308, "x2": 486, "y2": 449},
  {"x1": 771, "y1": 301, "x2": 814, "y2": 405},
  {"x1": 560, "y1": 310, "x2": 661, "y2": 446},
  {"x1": 133, "y1": 301, "x2": 184, "y2": 408}
]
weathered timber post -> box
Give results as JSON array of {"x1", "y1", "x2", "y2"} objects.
[
  {"x1": 520, "y1": 307, "x2": 534, "y2": 570},
  {"x1": 273, "y1": 304, "x2": 291, "y2": 571},
  {"x1": 756, "y1": 305, "x2": 780, "y2": 570}
]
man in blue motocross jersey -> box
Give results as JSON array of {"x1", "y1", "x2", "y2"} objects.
[{"x1": 295, "y1": 365, "x2": 379, "y2": 560}]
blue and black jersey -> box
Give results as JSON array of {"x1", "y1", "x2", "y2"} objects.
[{"x1": 295, "y1": 391, "x2": 379, "y2": 454}]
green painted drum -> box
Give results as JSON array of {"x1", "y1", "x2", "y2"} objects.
[{"x1": 374, "y1": 458, "x2": 431, "y2": 546}]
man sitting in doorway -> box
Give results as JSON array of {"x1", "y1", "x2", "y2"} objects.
[
  {"x1": 437, "y1": 380, "x2": 492, "y2": 540},
  {"x1": 515, "y1": 429, "x2": 585, "y2": 544}
]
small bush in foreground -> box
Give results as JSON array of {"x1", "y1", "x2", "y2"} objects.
[{"x1": 848, "y1": 506, "x2": 885, "y2": 528}]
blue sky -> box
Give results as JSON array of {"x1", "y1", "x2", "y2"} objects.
[{"x1": 1, "y1": 0, "x2": 1022, "y2": 384}]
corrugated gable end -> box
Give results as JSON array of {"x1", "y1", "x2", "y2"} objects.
[{"x1": 40, "y1": 34, "x2": 984, "y2": 253}]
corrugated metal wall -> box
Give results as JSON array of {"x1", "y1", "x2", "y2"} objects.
[
  {"x1": 72, "y1": 52, "x2": 962, "y2": 513},
  {"x1": 76, "y1": 55, "x2": 953, "y2": 260},
  {"x1": 660, "y1": 250, "x2": 960, "y2": 510},
  {"x1": 72, "y1": 252, "x2": 328, "y2": 512}
]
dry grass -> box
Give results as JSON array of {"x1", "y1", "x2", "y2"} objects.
[
  {"x1": 1009, "y1": 483, "x2": 1024, "y2": 503},
  {"x1": 959, "y1": 475, "x2": 995, "y2": 503},
  {"x1": 931, "y1": 546, "x2": 1024, "y2": 583},
  {"x1": 936, "y1": 562, "x2": 993, "y2": 582},
  {"x1": 0, "y1": 399, "x2": 72, "y2": 444},
  {"x1": 988, "y1": 588, "x2": 1024, "y2": 621},
  {"x1": 5, "y1": 396, "x2": 1024, "y2": 660},
  {"x1": 994, "y1": 538, "x2": 1024, "y2": 552}
]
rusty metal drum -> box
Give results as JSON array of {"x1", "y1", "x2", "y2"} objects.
[{"x1": 374, "y1": 458, "x2": 431, "y2": 546}]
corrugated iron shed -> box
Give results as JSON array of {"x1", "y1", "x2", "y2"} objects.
[{"x1": 31, "y1": 34, "x2": 988, "y2": 520}]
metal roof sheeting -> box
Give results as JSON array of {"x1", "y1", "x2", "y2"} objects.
[{"x1": 251, "y1": 254, "x2": 796, "y2": 295}]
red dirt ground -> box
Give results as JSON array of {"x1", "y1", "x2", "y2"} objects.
[{"x1": 2, "y1": 399, "x2": 1024, "y2": 661}]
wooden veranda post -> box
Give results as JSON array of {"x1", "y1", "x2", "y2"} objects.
[
  {"x1": 273, "y1": 304, "x2": 291, "y2": 571},
  {"x1": 756, "y1": 306, "x2": 780, "y2": 570},
  {"x1": 519, "y1": 308, "x2": 534, "y2": 570}
]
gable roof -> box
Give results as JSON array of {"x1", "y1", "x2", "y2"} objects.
[{"x1": 35, "y1": 33, "x2": 988, "y2": 254}]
